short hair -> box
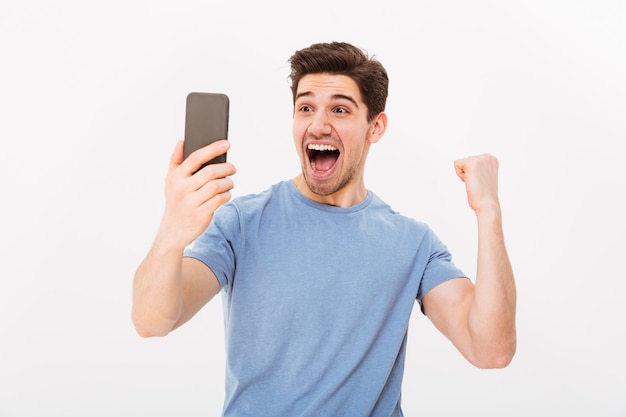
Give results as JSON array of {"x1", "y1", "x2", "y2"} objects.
[{"x1": 288, "y1": 42, "x2": 389, "y2": 122}]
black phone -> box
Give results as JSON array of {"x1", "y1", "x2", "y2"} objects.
[{"x1": 183, "y1": 92, "x2": 229, "y2": 169}]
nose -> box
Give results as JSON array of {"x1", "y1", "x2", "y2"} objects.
[{"x1": 308, "y1": 111, "x2": 332, "y2": 137}]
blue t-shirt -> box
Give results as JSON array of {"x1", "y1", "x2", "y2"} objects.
[{"x1": 184, "y1": 180, "x2": 466, "y2": 417}]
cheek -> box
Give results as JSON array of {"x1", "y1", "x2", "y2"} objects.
[
  {"x1": 292, "y1": 119, "x2": 307, "y2": 143},
  {"x1": 339, "y1": 131, "x2": 369, "y2": 162},
  {"x1": 292, "y1": 122, "x2": 306, "y2": 157}
]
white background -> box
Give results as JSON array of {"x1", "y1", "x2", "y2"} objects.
[{"x1": 1, "y1": 1, "x2": 625, "y2": 416}]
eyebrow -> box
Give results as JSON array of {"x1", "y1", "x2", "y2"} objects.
[{"x1": 295, "y1": 91, "x2": 359, "y2": 109}]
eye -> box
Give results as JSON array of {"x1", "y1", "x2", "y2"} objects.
[
  {"x1": 299, "y1": 105, "x2": 313, "y2": 112},
  {"x1": 333, "y1": 107, "x2": 348, "y2": 114}
]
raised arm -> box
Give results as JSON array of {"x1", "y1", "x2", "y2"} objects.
[
  {"x1": 132, "y1": 140, "x2": 236, "y2": 337},
  {"x1": 422, "y1": 153, "x2": 516, "y2": 369}
]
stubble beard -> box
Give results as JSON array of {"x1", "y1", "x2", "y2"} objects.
[{"x1": 302, "y1": 162, "x2": 357, "y2": 197}]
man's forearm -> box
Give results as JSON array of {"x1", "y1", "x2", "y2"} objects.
[
  {"x1": 468, "y1": 207, "x2": 517, "y2": 367},
  {"x1": 132, "y1": 240, "x2": 185, "y2": 337}
]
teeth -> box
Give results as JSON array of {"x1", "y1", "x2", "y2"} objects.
[{"x1": 308, "y1": 144, "x2": 337, "y2": 151}]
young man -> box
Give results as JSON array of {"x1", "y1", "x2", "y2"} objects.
[{"x1": 132, "y1": 41, "x2": 516, "y2": 416}]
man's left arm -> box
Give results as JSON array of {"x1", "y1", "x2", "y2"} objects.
[{"x1": 422, "y1": 153, "x2": 517, "y2": 369}]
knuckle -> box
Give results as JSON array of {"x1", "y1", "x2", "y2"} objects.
[
  {"x1": 205, "y1": 180, "x2": 219, "y2": 195},
  {"x1": 201, "y1": 165, "x2": 217, "y2": 179},
  {"x1": 217, "y1": 191, "x2": 232, "y2": 205}
]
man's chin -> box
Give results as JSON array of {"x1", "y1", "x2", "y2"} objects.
[{"x1": 303, "y1": 174, "x2": 344, "y2": 197}]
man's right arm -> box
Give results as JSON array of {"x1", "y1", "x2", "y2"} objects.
[
  {"x1": 131, "y1": 139, "x2": 235, "y2": 337},
  {"x1": 132, "y1": 245, "x2": 220, "y2": 337}
]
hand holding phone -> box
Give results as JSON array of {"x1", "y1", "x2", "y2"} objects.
[{"x1": 183, "y1": 92, "x2": 229, "y2": 170}]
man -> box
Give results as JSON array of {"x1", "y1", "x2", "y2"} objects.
[{"x1": 132, "y1": 41, "x2": 516, "y2": 416}]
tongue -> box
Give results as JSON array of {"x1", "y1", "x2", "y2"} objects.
[{"x1": 313, "y1": 153, "x2": 337, "y2": 171}]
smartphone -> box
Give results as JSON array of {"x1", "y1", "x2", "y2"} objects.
[{"x1": 183, "y1": 92, "x2": 229, "y2": 169}]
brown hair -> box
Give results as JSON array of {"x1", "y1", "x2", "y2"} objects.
[{"x1": 288, "y1": 42, "x2": 389, "y2": 122}]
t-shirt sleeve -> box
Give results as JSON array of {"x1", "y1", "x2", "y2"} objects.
[
  {"x1": 416, "y1": 227, "x2": 468, "y2": 311},
  {"x1": 183, "y1": 203, "x2": 240, "y2": 293}
]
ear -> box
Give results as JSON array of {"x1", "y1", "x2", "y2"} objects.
[{"x1": 367, "y1": 112, "x2": 387, "y2": 144}]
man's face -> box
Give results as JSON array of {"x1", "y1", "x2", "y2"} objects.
[{"x1": 293, "y1": 73, "x2": 377, "y2": 201}]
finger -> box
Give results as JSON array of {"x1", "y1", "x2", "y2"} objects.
[
  {"x1": 188, "y1": 161, "x2": 237, "y2": 191},
  {"x1": 193, "y1": 177, "x2": 235, "y2": 207},
  {"x1": 181, "y1": 140, "x2": 230, "y2": 175},
  {"x1": 199, "y1": 189, "x2": 233, "y2": 216}
]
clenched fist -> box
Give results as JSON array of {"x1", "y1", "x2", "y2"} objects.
[{"x1": 454, "y1": 153, "x2": 500, "y2": 214}]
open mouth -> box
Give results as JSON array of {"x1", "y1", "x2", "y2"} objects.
[{"x1": 307, "y1": 143, "x2": 340, "y2": 173}]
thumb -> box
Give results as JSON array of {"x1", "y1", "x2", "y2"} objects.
[
  {"x1": 454, "y1": 158, "x2": 468, "y2": 182},
  {"x1": 169, "y1": 140, "x2": 185, "y2": 171}
]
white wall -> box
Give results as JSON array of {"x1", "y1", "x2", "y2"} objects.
[{"x1": 1, "y1": 1, "x2": 624, "y2": 416}]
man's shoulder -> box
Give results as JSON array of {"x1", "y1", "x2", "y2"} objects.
[
  {"x1": 368, "y1": 192, "x2": 429, "y2": 230},
  {"x1": 225, "y1": 181, "x2": 291, "y2": 217}
]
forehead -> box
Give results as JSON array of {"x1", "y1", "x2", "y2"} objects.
[{"x1": 296, "y1": 73, "x2": 362, "y2": 102}]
